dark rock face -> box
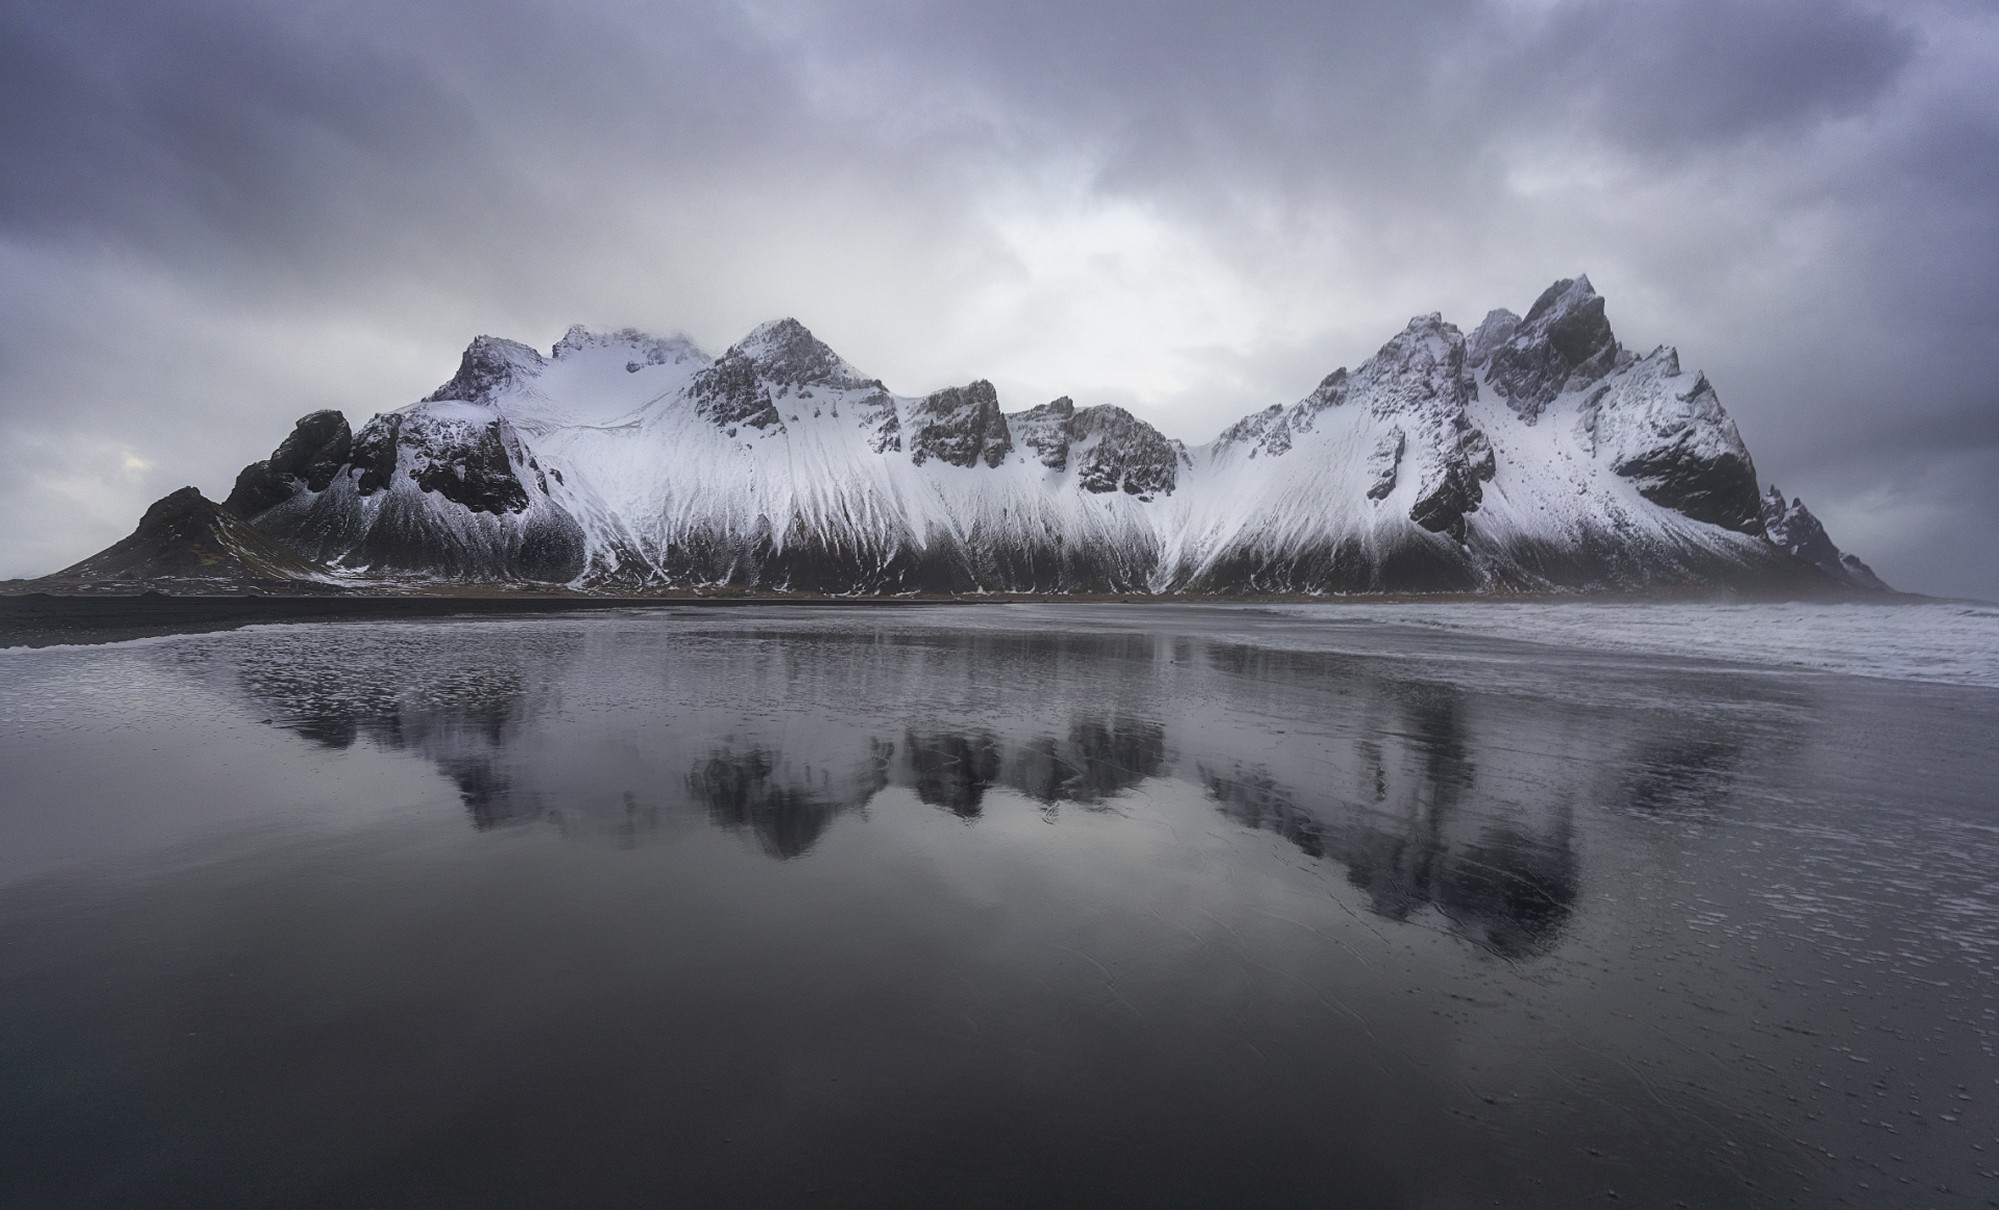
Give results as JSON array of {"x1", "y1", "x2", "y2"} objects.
[
  {"x1": 1359, "y1": 316, "x2": 1492, "y2": 539},
  {"x1": 423, "y1": 336, "x2": 546, "y2": 405},
  {"x1": 690, "y1": 353, "x2": 784, "y2": 432},
  {"x1": 232, "y1": 404, "x2": 585, "y2": 583},
  {"x1": 1614, "y1": 449, "x2": 1761, "y2": 532},
  {"x1": 351, "y1": 414, "x2": 402, "y2": 495},
  {"x1": 1011, "y1": 397, "x2": 1077, "y2": 469},
  {"x1": 730, "y1": 317, "x2": 871, "y2": 390},
  {"x1": 1474, "y1": 277, "x2": 1622, "y2": 419},
  {"x1": 136, "y1": 486, "x2": 212, "y2": 533},
  {"x1": 907, "y1": 380, "x2": 1013, "y2": 468},
  {"x1": 861, "y1": 389, "x2": 902, "y2": 454},
  {"x1": 224, "y1": 410, "x2": 353, "y2": 516},
  {"x1": 1407, "y1": 413, "x2": 1495, "y2": 543},
  {"x1": 409, "y1": 423, "x2": 532, "y2": 514},
  {"x1": 50, "y1": 487, "x2": 328, "y2": 586},
  {"x1": 1761, "y1": 486, "x2": 1890, "y2": 590},
  {"x1": 1606, "y1": 373, "x2": 1763, "y2": 533},
  {"x1": 1067, "y1": 405, "x2": 1181, "y2": 497},
  {"x1": 1411, "y1": 431, "x2": 1488, "y2": 540},
  {"x1": 1008, "y1": 398, "x2": 1181, "y2": 496},
  {"x1": 340, "y1": 412, "x2": 534, "y2": 514},
  {"x1": 1366, "y1": 430, "x2": 1404, "y2": 500}
]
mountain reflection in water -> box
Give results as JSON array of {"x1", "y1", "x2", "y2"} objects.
[
  {"x1": 14, "y1": 605, "x2": 1997, "y2": 1208},
  {"x1": 218, "y1": 616, "x2": 1770, "y2": 959}
]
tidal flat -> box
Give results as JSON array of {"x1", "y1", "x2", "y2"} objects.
[{"x1": 2, "y1": 603, "x2": 1996, "y2": 1207}]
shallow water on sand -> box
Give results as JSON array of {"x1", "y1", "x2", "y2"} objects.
[{"x1": 2, "y1": 604, "x2": 1996, "y2": 1207}]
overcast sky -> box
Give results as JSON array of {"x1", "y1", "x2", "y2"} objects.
[{"x1": 3, "y1": 0, "x2": 1995, "y2": 597}]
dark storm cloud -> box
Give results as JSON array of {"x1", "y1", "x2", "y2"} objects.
[
  {"x1": 1492, "y1": 0, "x2": 1917, "y2": 147},
  {"x1": 0, "y1": 2, "x2": 502, "y2": 276},
  {"x1": 1, "y1": 0, "x2": 1995, "y2": 596}
]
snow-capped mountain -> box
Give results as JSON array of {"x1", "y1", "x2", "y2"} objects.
[{"x1": 69, "y1": 277, "x2": 1890, "y2": 595}]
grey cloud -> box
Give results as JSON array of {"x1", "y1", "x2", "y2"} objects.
[{"x1": 1490, "y1": 0, "x2": 1918, "y2": 149}]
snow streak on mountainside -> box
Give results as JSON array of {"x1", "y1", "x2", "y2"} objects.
[{"x1": 71, "y1": 278, "x2": 1890, "y2": 595}]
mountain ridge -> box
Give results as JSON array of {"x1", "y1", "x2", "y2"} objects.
[{"x1": 35, "y1": 277, "x2": 1891, "y2": 596}]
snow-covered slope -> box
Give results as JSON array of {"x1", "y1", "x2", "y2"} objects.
[{"x1": 171, "y1": 278, "x2": 1888, "y2": 594}]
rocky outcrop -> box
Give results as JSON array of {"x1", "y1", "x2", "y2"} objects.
[
  {"x1": 907, "y1": 380, "x2": 1013, "y2": 468},
  {"x1": 423, "y1": 336, "x2": 546, "y2": 406},
  {"x1": 728, "y1": 317, "x2": 873, "y2": 391},
  {"x1": 224, "y1": 401, "x2": 587, "y2": 582},
  {"x1": 1472, "y1": 276, "x2": 1763, "y2": 535},
  {"x1": 690, "y1": 350, "x2": 784, "y2": 433},
  {"x1": 1365, "y1": 430, "x2": 1403, "y2": 500},
  {"x1": 1473, "y1": 277, "x2": 1623, "y2": 419},
  {"x1": 1007, "y1": 397, "x2": 1182, "y2": 497},
  {"x1": 1578, "y1": 351, "x2": 1764, "y2": 534},
  {"x1": 224, "y1": 410, "x2": 353, "y2": 516},
  {"x1": 49, "y1": 487, "x2": 329, "y2": 587},
  {"x1": 1761, "y1": 487, "x2": 1890, "y2": 591}
]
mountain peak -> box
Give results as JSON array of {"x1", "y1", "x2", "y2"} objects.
[
  {"x1": 1522, "y1": 275, "x2": 1596, "y2": 325},
  {"x1": 1761, "y1": 485, "x2": 1891, "y2": 591},
  {"x1": 726, "y1": 318, "x2": 869, "y2": 388},
  {"x1": 50, "y1": 487, "x2": 327, "y2": 587},
  {"x1": 1478, "y1": 275, "x2": 1620, "y2": 418},
  {"x1": 422, "y1": 335, "x2": 546, "y2": 406},
  {"x1": 550, "y1": 325, "x2": 705, "y2": 366}
]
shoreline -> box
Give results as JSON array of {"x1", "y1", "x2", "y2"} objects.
[{"x1": 0, "y1": 585, "x2": 1947, "y2": 650}]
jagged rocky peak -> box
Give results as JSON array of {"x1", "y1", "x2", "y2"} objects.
[
  {"x1": 1306, "y1": 366, "x2": 1351, "y2": 409},
  {"x1": 1351, "y1": 313, "x2": 1474, "y2": 418},
  {"x1": 1476, "y1": 276, "x2": 1622, "y2": 418},
  {"x1": 225, "y1": 410, "x2": 353, "y2": 516},
  {"x1": 689, "y1": 318, "x2": 874, "y2": 434},
  {"x1": 725, "y1": 318, "x2": 872, "y2": 389},
  {"x1": 1064, "y1": 404, "x2": 1182, "y2": 497},
  {"x1": 1762, "y1": 486, "x2": 1890, "y2": 591},
  {"x1": 1579, "y1": 346, "x2": 1764, "y2": 534},
  {"x1": 56, "y1": 279, "x2": 1894, "y2": 596},
  {"x1": 1215, "y1": 403, "x2": 1294, "y2": 457},
  {"x1": 551, "y1": 324, "x2": 705, "y2": 372},
  {"x1": 1340, "y1": 315, "x2": 1492, "y2": 540},
  {"x1": 1214, "y1": 367, "x2": 1355, "y2": 459},
  {"x1": 423, "y1": 335, "x2": 547, "y2": 406},
  {"x1": 1468, "y1": 308, "x2": 1520, "y2": 363},
  {"x1": 908, "y1": 380, "x2": 1013, "y2": 468},
  {"x1": 1216, "y1": 316, "x2": 1476, "y2": 460},
  {"x1": 1007, "y1": 397, "x2": 1182, "y2": 496}
]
